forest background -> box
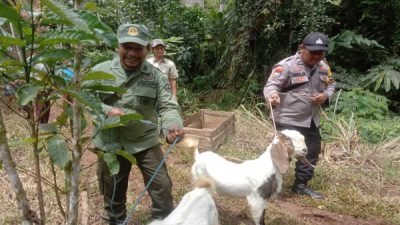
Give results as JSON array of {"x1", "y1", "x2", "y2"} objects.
[{"x1": 0, "y1": 0, "x2": 399, "y2": 225}]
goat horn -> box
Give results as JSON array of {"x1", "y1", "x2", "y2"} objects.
[{"x1": 298, "y1": 156, "x2": 315, "y2": 168}]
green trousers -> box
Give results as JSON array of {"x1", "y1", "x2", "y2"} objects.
[{"x1": 97, "y1": 144, "x2": 173, "y2": 224}]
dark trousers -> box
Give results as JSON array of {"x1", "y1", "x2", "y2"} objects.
[
  {"x1": 97, "y1": 144, "x2": 173, "y2": 224},
  {"x1": 276, "y1": 121, "x2": 321, "y2": 185}
]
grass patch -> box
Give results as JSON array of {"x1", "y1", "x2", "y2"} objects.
[{"x1": 2, "y1": 105, "x2": 400, "y2": 224}]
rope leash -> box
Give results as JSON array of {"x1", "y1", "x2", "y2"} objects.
[
  {"x1": 109, "y1": 119, "x2": 181, "y2": 225},
  {"x1": 267, "y1": 92, "x2": 316, "y2": 168},
  {"x1": 122, "y1": 136, "x2": 180, "y2": 225},
  {"x1": 267, "y1": 99, "x2": 277, "y2": 134}
]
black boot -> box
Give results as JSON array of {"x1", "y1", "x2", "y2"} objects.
[
  {"x1": 292, "y1": 183, "x2": 324, "y2": 200},
  {"x1": 102, "y1": 214, "x2": 127, "y2": 225}
]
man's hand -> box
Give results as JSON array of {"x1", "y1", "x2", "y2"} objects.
[
  {"x1": 311, "y1": 93, "x2": 327, "y2": 105},
  {"x1": 267, "y1": 92, "x2": 280, "y2": 107},
  {"x1": 166, "y1": 126, "x2": 185, "y2": 144},
  {"x1": 107, "y1": 108, "x2": 124, "y2": 117}
]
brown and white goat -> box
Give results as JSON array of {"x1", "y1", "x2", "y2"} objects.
[{"x1": 191, "y1": 130, "x2": 308, "y2": 225}]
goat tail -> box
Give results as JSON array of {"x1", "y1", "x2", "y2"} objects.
[{"x1": 193, "y1": 177, "x2": 216, "y2": 194}]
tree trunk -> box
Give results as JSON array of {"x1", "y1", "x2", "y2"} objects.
[
  {"x1": 0, "y1": 111, "x2": 40, "y2": 225},
  {"x1": 31, "y1": 118, "x2": 46, "y2": 225},
  {"x1": 65, "y1": 1, "x2": 84, "y2": 224},
  {"x1": 65, "y1": 25, "x2": 83, "y2": 224}
]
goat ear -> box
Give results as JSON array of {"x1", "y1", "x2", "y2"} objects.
[
  {"x1": 271, "y1": 141, "x2": 290, "y2": 174},
  {"x1": 278, "y1": 132, "x2": 295, "y2": 156}
]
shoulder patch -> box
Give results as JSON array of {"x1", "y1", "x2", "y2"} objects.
[{"x1": 270, "y1": 66, "x2": 284, "y2": 79}]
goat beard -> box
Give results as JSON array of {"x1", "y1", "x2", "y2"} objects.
[{"x1": 298, "y1": 156, "x2": 315, "y2": 168}]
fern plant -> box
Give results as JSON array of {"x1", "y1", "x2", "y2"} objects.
[
  {"x1": 362, "y1": 57, "x2": 400, "y2": 92},
  {"x1": 358, "y1": 117, "x2": 400, "y2": 143},
  {"x1": 329, "y1": 88, "x2": 389, "y2": 120},
  {"x1": 328, "y1": 30, "x2": 384, "y2": 54}
]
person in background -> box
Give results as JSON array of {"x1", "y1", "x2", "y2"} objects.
[
  {"x1": 92, "y1": 23, "x2": 185, "y2": 225},
  {"x1": 263, "y1": 32, "x2": 336, "y2": 200},
  {"x1": 147, "y1": 39, "x2": 179, "y2": 99}
]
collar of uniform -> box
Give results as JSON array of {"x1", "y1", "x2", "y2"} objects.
[
  {"x1": 153, "y1": 56, "x2": 165, "y2": 64},
  {"x1": 295, "y1": 52, "x2": 304, "y2": 66},
  {"x1": 142, "y1": 60, "x2": 152, "y2": 74}
]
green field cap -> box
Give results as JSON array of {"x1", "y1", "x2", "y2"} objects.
[{"x1": 117, "y1": 24, "x2": 149, "y2": 46}]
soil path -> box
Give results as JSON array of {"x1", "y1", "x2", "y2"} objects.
[
  {"x1": 271, "y1": 199, "x2": 388, "y2": 225},
  {"x1": 79, "y1": 149, "x2": 390, "y2": 225}
]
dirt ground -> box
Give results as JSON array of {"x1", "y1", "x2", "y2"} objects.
[
  {"x1": 271, "y1": 199, "x2": 387, "y2": 225},
  {"x1": 1, "y1": 105, "x2": 398, "y2": 225},
  {"x1": 77, "y1": 147, "x2": 390, "y2": 225}
]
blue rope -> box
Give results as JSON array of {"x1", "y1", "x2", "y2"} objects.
[
  {"x1": 106, "y1": 119, "x2": 180, "y2": 223},
  {"x1": 121, "y1": 136, "x2": 181, "y2": 225},
  {"x1": 111, "y1": 175, "x2": 117, "y2": 213}
]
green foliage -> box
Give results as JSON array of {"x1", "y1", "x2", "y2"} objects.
[
  {"x1": 94, "y1": 114, "x2": 143, "y2": 133},
  {"x1": 102, "y1": 152, "x2": 119, "y2": 175},
  {"x1": 40, "y1": 30, "x2": 99, "y2": 46},
  {"x1": 322, "y1": 88, "x2": 400, "y2": 143},
  {"x1": 0, "y1": 2, "x2": 24, "y2": 21},
  {"x1": 16, "y1": 83, "x2": 42, "y2": 105},
  {"x1": 47, "y1": 135, "x2": 69, "y2": 169},
  {"x1": 213, "y1": 0, "x2": 281, "y2": 86},
  {"x1": 327, "y1": 29, "x2": 388, "y2": 72},
  {"x1": 331, "y1": 67, "x2": 364, "y2": 90},
  {"x1": 82, "y1": 83, "x2": 126, "y2": 94},
  {"x1": 191, "y1": 75, "x2": 213, "y2": 90},
  {"x1": 116, "y1": 150, "x2": 136, "y2": 165},
  {"x1": 362, "y1": 57, "x2": 400, "y2": 92},
  {"x1": 82, "y1": 71, "x2": 116, "y2": 81},
  {"x1": 0, "y1": 35, "x2": 26, "y2": 47},
  {"x1": 328, "y1": 30, "x2": 384, "y2": 54},
  {"x1": 42, "y1": 0, "x2": 90, "y2": 32},
  {"x1": 358, "y1": 117, "x2": 400, "y2": 143},
  {"x1": 35, "y1": 49, "x2": 73, "y2": 64},
  {"x1": 293, "y1": 0, "x2": 336, "y2": 42},
  {"x1": 220, "y1": 90, "x2": 239, "y2": 110},
  {"x1": 329, "y1": 88, "x2": 389, "y2": 120},
  {"x1": 321, "y1": 112, "x2": 358, "y2": 150},
  {"x1": 97, "y1": 0, "x2": 211, "y2": 82},
  {"x1": 177, "y1": 87, "x2": 201, "y2": 116},
  {"x1": 334, "y1": 0, "x2": 400, "y2": 52},
  {"x1": 8, "y1": 137, "x2": 37, "y2": 146},
  {"x1": 62, "y1": 89, "x2": 103, "y2": 114}
]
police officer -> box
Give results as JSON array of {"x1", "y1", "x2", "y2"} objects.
[
  {"x1": 92, "y1": 23, "x2": 185, "y2": 224},
  {"x1": 147, "y1": 39, "x2": 179, "y2": 99},
  {"x1": 264, "y1": 32, "x2": 335, "y2": 199}
]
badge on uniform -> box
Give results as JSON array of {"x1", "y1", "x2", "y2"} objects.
[
  {"x1": 290, "y1": 76, "x2": 308, "y2": 84},
  {"x1": 270, "y1": 66, "x2": 284, "y2": 79}
]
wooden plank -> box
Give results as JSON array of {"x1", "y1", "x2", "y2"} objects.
[{"x1": 183, "y1": 110, "x2": 235, "y2": 151}]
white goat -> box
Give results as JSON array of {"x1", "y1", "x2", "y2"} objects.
[
  {"x1": 191, "y1": 130, "x2": 308, "y2": 225},
  {"x1": 148, "y1": 178, "x2": 219, "y2": 225}
]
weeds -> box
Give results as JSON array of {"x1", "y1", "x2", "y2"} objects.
[{"x1": 2, "y1": 103, "x2": 400, "y2": 224}]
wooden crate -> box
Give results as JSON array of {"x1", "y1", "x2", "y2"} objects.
[{"x1": 183, "y1": 109, "x2": 235, "y2": 151}]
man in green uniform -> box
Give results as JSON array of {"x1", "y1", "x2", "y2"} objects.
[{"x1": 92, "y1": 23, "x2": 185, "y2": 225}]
